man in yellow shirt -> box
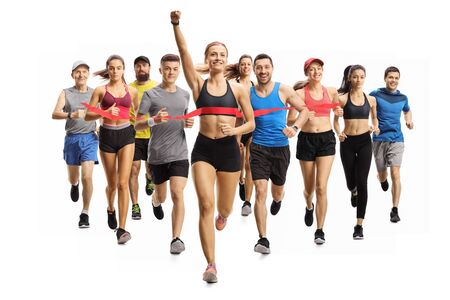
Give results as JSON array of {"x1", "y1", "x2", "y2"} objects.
[{"x1": 129, "y1": 56, "x2": 158, "y2": 219}]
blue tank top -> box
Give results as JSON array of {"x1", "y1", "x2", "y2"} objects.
[{"x1": 250, "y1": 82, "x2": 288, "y2": 147}]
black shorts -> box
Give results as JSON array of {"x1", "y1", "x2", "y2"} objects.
[
  {"x1": 240, "y1": 132, "x2": 253, "y2": 146},
  {"x1": 99, "y1": 125, "x2": 135, "y2": 153},
  {"x1": 149, "y1": 159, "x2": 189, "y2": 185},
  {"x1": 133, "y1": 138, "x2": 149, "y2": 161},
  {"x1": 250, "y1": 143, "x2": 290, "y2": 185},
  {"x1": 191, "y1": 133, "x2": 240, "y2": 172},
  {"x1": 296, "y1": 130, "x2": 336, "y2": 161}
]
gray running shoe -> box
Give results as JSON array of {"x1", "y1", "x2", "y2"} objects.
[
  {"x1": 241, "y1": 201, "x2": 252, "y2": 216},
  {"x1": 254, "y1": 237, "x2": 270, "y2": 254},
  {"x1": 170, "y1": 237, "x2": 185, "y2": 254}
]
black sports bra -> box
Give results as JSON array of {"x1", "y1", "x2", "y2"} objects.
[{"x1": 343, "y1": 93, "x2": 370, "y2": 119}]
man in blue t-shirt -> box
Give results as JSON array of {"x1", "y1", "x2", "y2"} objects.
[{"x1": 369, "y1": 66, "x2": 413, "y2": 223}]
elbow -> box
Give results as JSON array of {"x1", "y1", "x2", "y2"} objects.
[{"x1": 248, "y1": 120, "x2": 256, "y2": 132}]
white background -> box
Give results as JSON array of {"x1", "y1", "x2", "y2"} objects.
[{"x1": 1, "y1": 0, "x2": 448, "y2": 299}]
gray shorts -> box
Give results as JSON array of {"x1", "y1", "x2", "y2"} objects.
[{"x1": 373, "y1": 141, "x2": 404, "y2": 172}]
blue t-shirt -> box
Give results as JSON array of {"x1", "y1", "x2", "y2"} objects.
[
  {"x1": 370, "y1": 88, "x2": 410, "y2": 142},
  {"x1": 250, "y1": 82, "x2": 288, "y2": 147}
]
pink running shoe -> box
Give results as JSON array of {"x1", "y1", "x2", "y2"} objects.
[
  {"x1": 215, "y1": 214, "x2": 227, "y2": 231},
  {"x1": 202, "y1": 263, "x2": 218, "y2": 283}
]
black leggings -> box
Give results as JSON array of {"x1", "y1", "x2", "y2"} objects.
[{"x1": 340, "y1": 132, "x2": 372, "y2": 219}]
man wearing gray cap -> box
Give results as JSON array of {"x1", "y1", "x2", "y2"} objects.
[{"x1": 52, "y1": 60, "x2": 99, "y2": 228}]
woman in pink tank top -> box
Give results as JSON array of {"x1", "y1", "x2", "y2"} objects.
[
  {"x1": 85, "y1": 55, "x2": 138, "y2": 244},
  {"x1": 288, "y1": 58, "x2": 343, "y2": 245}
]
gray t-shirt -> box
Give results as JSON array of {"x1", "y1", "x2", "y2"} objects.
[
  {"x1": 63, "y1": 86, "x2": 96, "y2": 134},
  {"x1": 139, "y1": 85, "x2": 190, "y2": 164}
]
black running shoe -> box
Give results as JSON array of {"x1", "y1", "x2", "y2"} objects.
[
  {"x1": 254, "y1": 237, "x2": 270, "y2": 254},
  {"x1": 145, "y1": 175, "x2": 155, "y2": 196},
  {"x1": 353, "y1": 225, "x2": 364, "y2": 240},
  {"x1": 304, "y1": 203, "x2": 314, "y2": 227},
  {"x1": 116, "y1": 228, "x2": 131, "y2": 244},
  {"x1": 152, "y1": 202, "x2": 164, "y2": 220},
  {"x1": 239, "y1": 182, "x2": 245, "y2": 201},
  {"x1": 131, "y1": 203, "x2": 141, "y2": 220},
  {"x1": 351, "y1": 192, "x2": 358, "y2": 208},
  {"x1": 270, "y1": 200, "x2": 282, "y2": 215},
  {"x1": 381, "y1": 179, "x2": 389, "y2": 192},
  {"x1": 390, "y1": 207, "x2": 401, "y2": 223},
  {"x1": 314, "y1": 229, "x2": 325, "y2": 245},
  {"x1": 107, "y1": 209, "x2": 117, "y2": 230},
  {"x1": 78, "y1": 213, "x2": 89, "y2": 228},
  {"x1": 70, "y1": 184, "x2": 79, "y2": 202}
]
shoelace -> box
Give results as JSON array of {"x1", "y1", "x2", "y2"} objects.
[
  {"x1": 205, "y1": 263, "x2": 216, "y2": 273},
  {"x1": 132, "y1": 205, "x2": 140, "y2": 213}
]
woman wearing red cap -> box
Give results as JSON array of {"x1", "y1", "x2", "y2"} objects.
[
  {"x1": 289, "y1": 58, "x2": 342, "y2": 244},
  {"x1": 170, "y1": 10, "x2": 255, "y2": 283}
]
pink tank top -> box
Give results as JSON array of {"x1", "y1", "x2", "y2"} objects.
[{"x1": 304, "y1": 84, "x2": 332, "y2": 117}]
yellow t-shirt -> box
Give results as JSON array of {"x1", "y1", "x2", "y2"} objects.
[{"x1": 129, "y1": 80, "x2": 158, "y2": 139}]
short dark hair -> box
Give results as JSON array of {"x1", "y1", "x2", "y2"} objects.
[
  {"x1": 254, "y1": 53, "x2": 273, "y2": 66},
  {"x1": 160, "y1": 54, "x2": 180, "y2": 64},
  {"x1": 384, "y1": 66, "x2": 400, "y2": 78}
]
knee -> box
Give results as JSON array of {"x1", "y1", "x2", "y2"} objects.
[
  {"x1": 272, "y1": 189, "x2": 284, "y2": 201},
  {"x1": 117, "y1": 181, "x2": 128, "y2": 192},
  {"x1": 81, "y1": 173, "x2": 92, "y2": 185},
  {"x1": 130, "y1": 165, "x2": 139, "y2": 178},
  {"x1": 199, "y1": 199, "x2": 214, "y2": 216},
  {"x1": 170, "y1": 189, "x2": 184, "y2": 204},
  {"x1": 315, "y1": 183, "x2": 327, "y2": 197}
]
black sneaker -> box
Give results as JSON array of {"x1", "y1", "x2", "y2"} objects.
[
  {"x1": 351, "y1": 191, "x2": 358, "y2": 208},
  {"x1": 314, "y1": 229, "x2": 325, "y2": 245},
  {"x1": 381, "y1": 179, "x2": 389, "y2": 191},
  {"x1": 353, "y1": 225, "x2": 364, "y2": 240},
  {"x1": 152, "y1": 202, "x2": 164, "y2": 220},
  {"x1": 78, "y1": 213, "x2": 90, "y2": 228},
  {"x1": 270, "y1": 200, "x2": 282, "y2": 215},
  {"x1": 390, "y1": 207, "x2": 401, "y2": 223},
  {"x1": 304, "y1": 203, "x2": 314, "y2": 227},
  {"x1": 239, "y1": 182, "x2": 245, "y2": 201},
  {"x1": 107, "y1": 209, "x2": 118, "y2": 230},
  {"x1": 254, "y1": 237, "x2": 270, "y2": 254},
  {"x1": 131, "y1": 203, "x2": 141, "y2": 220},
  {"x1": 70, "y1": 184, "x2": 79, "y2": 202},
  {"x1": 116, "y1": 228, "x2": 131, "y2": 244},
  {"x1": 145, "y1": 175, "x2": 155, "y2": 196}
]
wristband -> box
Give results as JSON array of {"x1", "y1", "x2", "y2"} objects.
[
  {"x1": 171, "y1": 20, "x2": 179, "y2": 26},
  {"x1": 68, "y1": 112, "x2": 72, "y2": 119},
  {"x1": 291, "y1": 125, "x2": 299, "y2": 132},
  {"x1": 148, "y1": 117, "x2": 155, "y2": 127}
]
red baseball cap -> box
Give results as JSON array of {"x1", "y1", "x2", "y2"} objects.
[{"x1": 304, "y1": 58, "x2": 324, "y2": 75}]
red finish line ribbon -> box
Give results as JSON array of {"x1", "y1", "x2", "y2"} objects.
[{"x1": 82, "y1": 102, "x2": 339, "y2": 121}]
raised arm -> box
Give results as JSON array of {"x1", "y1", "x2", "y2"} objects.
[{"x1": 170, "y1": 10, "x2": 203, "y2": 97}]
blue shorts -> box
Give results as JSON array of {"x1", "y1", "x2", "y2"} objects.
[{"x1": 64, "y1": 132, "x2": 99, "y2": 166}]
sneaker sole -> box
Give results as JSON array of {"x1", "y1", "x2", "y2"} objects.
[
  {"x1": 314, "y1": 238, "x2": 325, "y2": 245},
  {"x1": 132, "y1": 216, "x2": 142, "y2": 220},
  {"x1": 203, "y1": 272, "x2": 218, "y2": 283},
  {"x1": 117, "y1": 233, "x2": 131, "y2": 244},
  {"x1": 390, "y1": 219, "x2": 400, "y2": 223},
  {"x1": 254, "y1": 244, "x2": 270, "y2": 254},
  {"x1": 79, "y1": 224, "x2": 90, "y2": 229},
  {"x1": 170, "y1": 243, "x2": 186, "y2": 254},
  {"x1": 353, "y1": 236, "x2": 364, "y2": 240}
]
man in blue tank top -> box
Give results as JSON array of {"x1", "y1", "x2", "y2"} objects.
[
  {"x1": 52, "y1": 60, "x2": 99, "y2": 229},
  {"x1": 369, "y1": 66, "x2": 413, "y2": 223},
  {"x1": 250, "y1": 54, "x2": 310, "y2": 254}
]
